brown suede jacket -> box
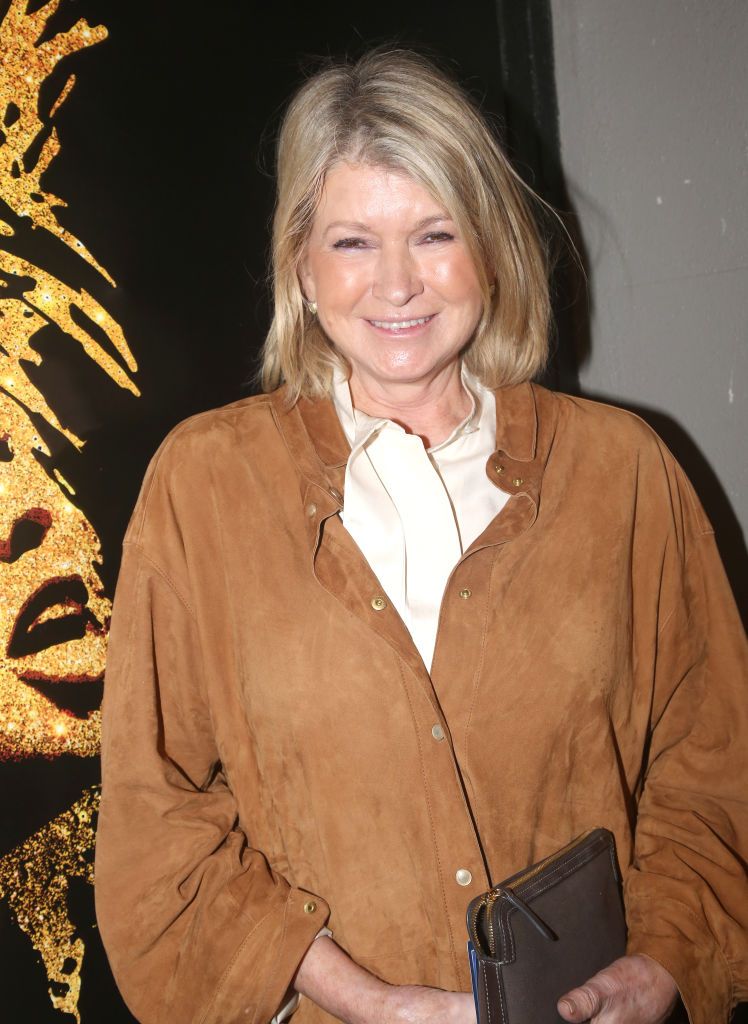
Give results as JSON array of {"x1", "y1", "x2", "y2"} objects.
[{"x1": 95, "y1": 382, "x2": 748, "y2": 1024}]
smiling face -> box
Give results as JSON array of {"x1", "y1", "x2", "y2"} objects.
[
  {"x1": 298, "y1": 162, "x2": 486, "y2": 399},
  {"x1": 0, "y1": 395, "x2": 106, "y2": 761}
]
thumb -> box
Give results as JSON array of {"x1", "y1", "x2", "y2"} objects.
[{"x1": 557, "y1": 978, "x2": 611, "y2": 1022}]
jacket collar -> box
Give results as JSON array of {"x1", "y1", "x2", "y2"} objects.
[
  {"x1": 269, "y1": 380, "x2": 553, "y2": 534},
  {"x1": 294, "y1": 390, "x2": 350, "y2": 470},
  {"x1": 495, "y1": 380, "x2": 538, "y2": 462},
  {"x1": 274, "y1": 379, "x2": 540, "y2": 472}
]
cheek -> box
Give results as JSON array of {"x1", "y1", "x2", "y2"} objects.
[
  {"x1": 430, "y1": 253, "x2": 483, "y2": 303},
  {"x1": 315, "y1": 257, "x2": 369, "y2": 306}
]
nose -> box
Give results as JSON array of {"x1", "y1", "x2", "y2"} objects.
[
  {"x1": 371, "y1": 242, "x2": 424, "y2": 307},
  {"x1": 0, "y1": 507, "x2": 52, "y2": 563}
]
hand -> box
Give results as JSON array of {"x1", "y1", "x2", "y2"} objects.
[
  {"x1": 385, "y1": 984, "x2": 475, "y2": 1024},
  {"x1": 557, "y1": 954, "x2": 679, "y2": 1023}
]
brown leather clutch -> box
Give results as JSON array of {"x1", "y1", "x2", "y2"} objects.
[{"x1": 466, "y1": 827, "x2": 627, "y2": 1023}]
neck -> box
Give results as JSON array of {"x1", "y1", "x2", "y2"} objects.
[{"x1": 348, "y1": 363, "x2": 470, "y2": 448}]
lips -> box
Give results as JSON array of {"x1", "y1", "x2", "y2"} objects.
[
  {"x1": 21, "y1": 675, "x2": 104, "y2": 718},
  {"x1": 7, "y1": 575, "x2": 104, "y2": 660},
  {"x1": 367, "y1": 313, "x2": 434, "y2": 322},
  {"x1": 365, "y1": 313, "x2": 437, "y2": 334}
]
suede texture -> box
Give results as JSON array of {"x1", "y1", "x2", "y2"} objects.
[{"x1": 95, "y1": 382, "x2": 748, "y2": 1024}]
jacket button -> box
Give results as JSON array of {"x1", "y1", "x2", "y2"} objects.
[
  {"x1": 512, "y1": 477, "x2": 524, "y2": 487},
  {"x1": 494, "y1": 463, "x2": 505, "y2": 474},
  {"x1": 431, "y1": 724, "x2": 445, "y2": 741},
  {"x1": 303, "y1": 901, "x2": 317, "y2": 914},
  {"x1": 459, "y1": 588, "x2": 472, "y2": 600},
  {"x1": 306, "y1": 503, "x2": 317, "y2": 517},
  {"x1": 455, "y1": 869, "x2": 473, "y2": 886},
  {"x1": 371, "y1": 596, "x2": 387, "y2": 611}
]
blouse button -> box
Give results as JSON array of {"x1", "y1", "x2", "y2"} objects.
[
  {"x1": 455, "y1": 869, "x2": 473, "y2": 887},
  {"x1": 371, "y1": 596, "x2": 387, "y2": 611},
  {"x1": 303, "y1": 900, "x2": 317, "y2": 914}
]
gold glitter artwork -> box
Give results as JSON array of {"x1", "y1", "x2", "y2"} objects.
[
  {"x1": 0, "y1": 788, "x2": 99, "y2": 1021},
  {"x1": 0, "y1": 0, "x2": 111, "y2": 281},
  {"x1": 0, "y1": 0, "x2": 138, "y2": 1017}
]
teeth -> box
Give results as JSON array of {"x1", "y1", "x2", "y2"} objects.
[
  {"x1": 370, "y1": 316, "x2": 431, "y2": 329},
  {"x1": 35, "y1": 602, "x2": 80, "y2": 626}
]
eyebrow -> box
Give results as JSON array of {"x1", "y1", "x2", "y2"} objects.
[{"x1": 322, "y1": 214, "x2": 453, "y2": 237}]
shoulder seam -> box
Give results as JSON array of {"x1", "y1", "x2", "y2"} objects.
[{"x1": 124, "y1": 539, "x2": 196, "y2": 619}]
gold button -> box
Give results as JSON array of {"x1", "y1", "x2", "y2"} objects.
[
  {"x1": 459, "y1": 588, "x2": 472, "y2": 600},
  {"x1": 431, "y1": 724, "x2": 445, "y2": 741},
  {"x1": 455, "y1": 869, "x2": 473, "y2": 886},
  {"x1": 306, "y1": 503, "x2": 317, "y2": 517},
  {"x1": 513, "y1": 477, "x2": 524, "y2": 487},
  {"x1": 303, "y1": 900, "x2": 317, "y2": 914},
  {"x1": 329, "y1": 487, "x2": 343, "y2": 503},
  {"x1": 494, "y1": 464, "x2": 505, "y2": 474},
  {"x1": 371, "y1": 596, "x2": 387, "y2": 611}
]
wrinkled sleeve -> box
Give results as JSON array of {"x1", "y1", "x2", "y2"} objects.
[
  {"x1": 95, "y1": 440, "x2": 328, "y2": 1024},
  {"x1": 624, "y1": 461, "x2": 748, "y2": 1023}
]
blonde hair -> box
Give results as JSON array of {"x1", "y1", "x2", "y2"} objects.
[{"x1": 260, "y1": 48, "x2": 551, "y2": 401}]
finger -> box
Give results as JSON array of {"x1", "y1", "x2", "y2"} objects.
[{"x1": 557, "y1": 975, "x2": 615, "y2": 1022}]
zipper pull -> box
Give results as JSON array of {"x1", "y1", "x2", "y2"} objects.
[{"x1": 494, "y1": 886, "x2": 556, "y2": 942}]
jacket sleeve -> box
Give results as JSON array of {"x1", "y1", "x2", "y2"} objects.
[
  {"x1": 95, "y1": 437, "x2": 329, "y2": 1024},
  {"x1": 624, "y1": 460, "x2": 748, "y2": 1024}
]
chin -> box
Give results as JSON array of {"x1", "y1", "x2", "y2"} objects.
[
  {"x1": 378, "y1": 360, "x2": 455, "y2": 385},
  {"x1": 0, "y1": 666, "x2": 103, "y2": 762},
  {"x1": 0, "y1": 707, "x2": 102, "y2": 762}
]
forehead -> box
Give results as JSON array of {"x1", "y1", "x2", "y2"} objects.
[{"x1": 313, "y1": 162, "x2": 448, "y2": 228}]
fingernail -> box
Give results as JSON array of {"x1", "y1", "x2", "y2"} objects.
[{"x1": 560, "y1": 999, "x2": 576, "y2": 1016}]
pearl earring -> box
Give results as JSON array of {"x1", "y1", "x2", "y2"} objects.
[{"x1": 308, "y1": 301, "x2": 318, "y2": 315}]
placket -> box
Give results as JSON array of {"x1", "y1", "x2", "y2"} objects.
[
  {"x1": 388, "y1": 640, "x2": 494, "y2": 989},
  {"x1": 423, "y1": 453, "x2": 543, "y2": 915},
  {"x1": 310, "y1": 513, "x2": 489, "y2": 989},
  {"x1": 429, "y1": 448, "x2": 542, "y2": 770}
]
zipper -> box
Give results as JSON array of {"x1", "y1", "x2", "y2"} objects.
[
  {"x1": 485, "y1": 891, "x2": 500, "y2": 955},
  {"x1": 501, "y1": 827, "x2": 597, "y2": 890},
  {"x1": 471, "y1": 828, "x2": 598, "y2": 956},
  {"x1": 469, "y1": 890, "x2": 501, "y2": 956}
]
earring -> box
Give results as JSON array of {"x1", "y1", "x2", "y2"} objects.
[
  {"x1": 489, "y1": 282, "x2": 496, "y2": 296},
  {"x1": 308, "y1": 301, "x2": 318, "y2": 315}
]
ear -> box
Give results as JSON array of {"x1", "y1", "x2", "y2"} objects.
[{"x1": 297, "y1": 250, "x2": 316, "y2": 304}]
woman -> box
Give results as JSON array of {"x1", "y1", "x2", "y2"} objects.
[{"x1": 95, "y1": 49, "x2": 748, "y2": 1024}]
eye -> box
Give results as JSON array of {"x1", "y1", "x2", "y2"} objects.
[
  {"x1": 332, "y1": 237, "x2": 369, "y2": 250},
  {"x1": 421, "y1": 231, "x2": 455, "y2": 244},
  {"x1": 0, "y1": 434, "x2": 13, "y2": 461}
]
